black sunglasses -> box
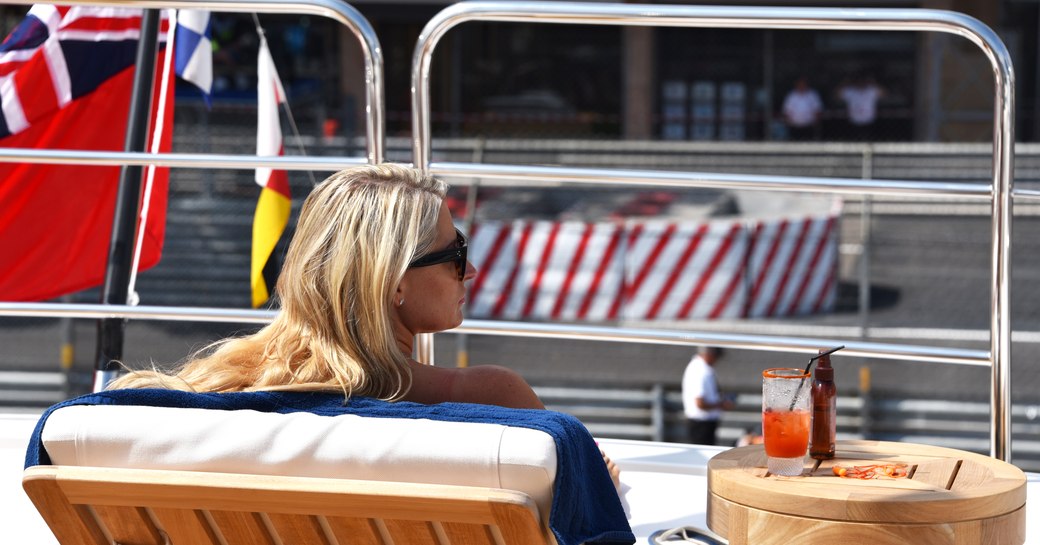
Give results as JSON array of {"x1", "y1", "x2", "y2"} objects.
[{"x1": 407, "y1": 228, "x2": 468, "y2": 280}]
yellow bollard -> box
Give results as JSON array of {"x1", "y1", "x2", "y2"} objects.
[{"x1": 61, "y1": 343, "x2": 74, "y2": 371}]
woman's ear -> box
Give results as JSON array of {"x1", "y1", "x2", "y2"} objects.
[{"x1": 394, "y1": 283, "x2": 406, "y2": 308}]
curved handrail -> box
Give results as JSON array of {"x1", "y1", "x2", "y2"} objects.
[
  {"x1": 0, "y1": 0, "x2": 385, "y2": 164},
  {"x1": 410, "y1": 2, "x2": 1015, "y2": 461}
]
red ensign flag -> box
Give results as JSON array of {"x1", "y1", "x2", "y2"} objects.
[{"x1": 0, "y1": 6, "x2": 172, "y2": 302}]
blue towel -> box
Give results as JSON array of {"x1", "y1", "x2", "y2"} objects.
[{"x1": 25, "y1": 389, "x2": 634, "y2": 545}]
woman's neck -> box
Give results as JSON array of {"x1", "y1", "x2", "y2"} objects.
[{"x1": 394, "y1": 329, "x2": 413, "y2": 357}]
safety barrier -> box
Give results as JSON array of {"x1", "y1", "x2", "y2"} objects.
[{"x1": 466, "y1": 212, "x2": 840, "y2": 321}]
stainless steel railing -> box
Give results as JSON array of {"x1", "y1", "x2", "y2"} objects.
[
  {"x1": 409, "y1": 2, "x2": 1015, "y2": 461},
  {"x1": 0, "y1": 0, "x2": 386, "y2": 165},
  {"x1": 0, "y1": 0, "x2": 385, "y2": 390},
  {"x1": 0, "y1": 1, "x2": 1017, "y2": 462},
  {"x1": 0, "y1": 301, "x2": 992, "y2": 366}
]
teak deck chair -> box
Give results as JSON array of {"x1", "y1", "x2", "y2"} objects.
[
  {"x1": 23, "y1": 464, "x2": 550, "y2": 545},
  {"x1": 24, "y1": 404, "x2": 564, "y2": 545}
]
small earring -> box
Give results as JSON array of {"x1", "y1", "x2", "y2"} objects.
[{"x1": 397, "y1": 298, "x2": 405, "y2": 307}]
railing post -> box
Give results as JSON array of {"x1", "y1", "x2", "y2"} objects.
[
  {"x1": 455, "y1": 137, "x2": 485, "y2": 368},
  {"x1": 651, "y1": 383, "x2": 666, "y2": 442},
  {"x1": 59, "y1": 294, "x2": 75, "y2": 398},
  {"x1": 859, "y1": 366, "x2": 873, "y2": 439},
  {"x1": 859, "y1": 145, "x2": 874, "y2": 338}
]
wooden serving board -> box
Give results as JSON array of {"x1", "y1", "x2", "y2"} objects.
[{"x1": 707, "y1": 440, "x2": 1026, "y2": 545}]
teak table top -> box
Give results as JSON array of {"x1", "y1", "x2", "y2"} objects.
[{"x1": 708, "y1": 440, "x2": 1026, "y2": 525}]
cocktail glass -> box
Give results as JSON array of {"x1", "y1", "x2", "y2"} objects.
[{"x1": 762, "y1": 367, "x2": 811, "y2": 476}]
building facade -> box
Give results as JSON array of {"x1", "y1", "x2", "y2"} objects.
[{"x1": 331, "y1": 0, "x2": 1033, "y2": 142}]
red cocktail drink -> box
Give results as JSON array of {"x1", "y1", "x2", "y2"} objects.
[
  {"x1": 763, "y1": 408, "x2": 810, "y2": 458},
  {"x1": 762, "y1": 367, "x2": 811, "y2": 476}
]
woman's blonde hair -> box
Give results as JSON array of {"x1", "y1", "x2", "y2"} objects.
[{"x1": 108, "y1": 163, "x2": 448, "y2": 400}]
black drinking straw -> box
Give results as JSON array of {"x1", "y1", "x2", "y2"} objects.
[{"x1": 788, "y1": 345, "x2": 845, "y2": 410}]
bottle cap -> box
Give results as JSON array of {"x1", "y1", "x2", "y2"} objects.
[{"x1": 815, "y1": 351, "x2": 834, "y2": 381}]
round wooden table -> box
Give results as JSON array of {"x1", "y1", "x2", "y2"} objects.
[{"x1": 707, "y1": 440, "x2": 1026, "y2": 545}]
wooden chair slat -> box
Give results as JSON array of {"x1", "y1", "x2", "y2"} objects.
[
  {"x1": 150, "y1": 507, "x2": 223, "y2": 545},
  {"x1": 325, "y1": 516, "x2": 386, "y2": 545},
  {"x1": 490, "y1": 502, "x2": 550, "y2": 544},
  {"x1": 442, "y1": 521, "x2": 498, "y2": 545},
  {"x1": 92, "y1": 505, "x2": 164, "y2": 545},
  {"x1": 265, "y1": 512, "x2": 333, "y2": 545},
  {"x1": 384, "y1": 518, "x2": 441, "y2": 544},
  {"x1": 209, "y1": 510, "x2": 277, "y2": 545}
]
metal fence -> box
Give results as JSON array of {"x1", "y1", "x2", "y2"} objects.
[
  {"x1": 533, "y1": 381, "x2": 1040, "y2": 473},
  {"x1": 7, "y1": 364, "x2": 1035, "y2": 471}
]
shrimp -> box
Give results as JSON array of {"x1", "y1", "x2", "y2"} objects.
[{"x1": 832, "y1": 463, "x2": 908, "y2": 479}]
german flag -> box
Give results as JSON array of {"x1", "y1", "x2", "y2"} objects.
[{"x1": 250, "y1": 35, "x2": 289, "y2": 308}]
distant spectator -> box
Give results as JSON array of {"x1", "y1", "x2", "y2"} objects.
[
  {"x1": 836, "y1": 72, "x2": 886, "y2": 141},
  {"x1": 781, "y1": 76, "x2": 823, "y2": 141},
  {"x1": 682, "y1": 346, "x2": 734, "y2": 445}
]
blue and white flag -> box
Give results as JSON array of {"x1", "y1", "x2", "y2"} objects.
[{"x1": 173, "y1": 9, "x2": 211, "y2": 106}]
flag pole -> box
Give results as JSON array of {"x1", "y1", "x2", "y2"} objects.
[{"x1": 93, "y1": 9, "x2": 162, "y2": 392}]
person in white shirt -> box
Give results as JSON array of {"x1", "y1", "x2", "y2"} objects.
[
  {"x1": 837, "y1": 72, "x2": 885, "y2": 141},
  {"x1": 781, "y1": 76, "x2": 823, "y2": 140},
  {"x1": 681, "y1": 346, "x2": 734, "y2": 445}
]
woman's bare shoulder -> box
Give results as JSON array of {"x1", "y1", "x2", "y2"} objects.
[{"x1": 453, "y1": 365, "x2": 545, "y2": 409}]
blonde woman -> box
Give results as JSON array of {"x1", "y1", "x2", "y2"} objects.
[
  {"x1": 107, "y1": 163, "x2": 622, "y2": 490},
  {"x1": 28, "y1": 165, "x2": 631, "y2": 544},
  {"x1": 109, "y1": 163, "x2": 543, "y2": 409}
]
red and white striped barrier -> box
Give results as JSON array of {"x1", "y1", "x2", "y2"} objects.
[{"x1": 465, "y1": 208, "x2": 840, "y2": 322}]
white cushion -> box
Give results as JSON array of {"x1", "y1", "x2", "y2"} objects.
[{"x1": 41, "y1": 404, "x2": 558, "y2": 517}]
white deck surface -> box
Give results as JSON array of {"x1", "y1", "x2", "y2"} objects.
[
  {"x1": 2, "y1": 413, "x2": 54, "y2": 545},
  {"x1": 3, "y1": 411, "x2": 1037, "y2": 544}
]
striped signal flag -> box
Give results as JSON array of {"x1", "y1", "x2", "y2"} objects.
[
  {"x1": 173, "y1": 9, "x2": 211, "y2": 106},
  {"x1": 250, "y1": 35, "x2": 290, "y2": 308}
]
